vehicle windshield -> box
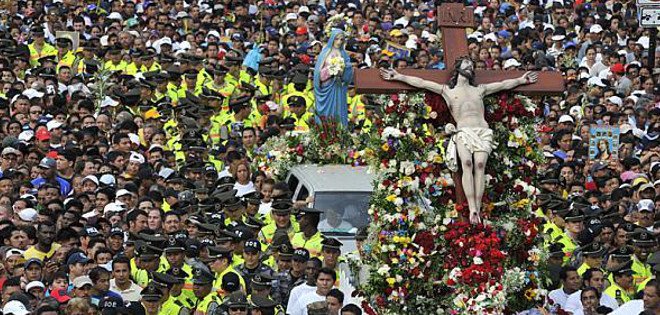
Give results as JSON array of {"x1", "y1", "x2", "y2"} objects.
[{"x1": 314, "y1": 192, "x2": 371, "y2": 234}]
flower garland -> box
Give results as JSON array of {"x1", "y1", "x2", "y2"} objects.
[
  {"x1": 359, "y1": 92, "x2": 550, "y2": 314},
  {"x1": 254, "y1": 117, "x2": 368, "y2": 180}
]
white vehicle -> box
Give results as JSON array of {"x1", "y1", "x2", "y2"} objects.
[{"x1": 286, "y1": 164, "x2": 374, "y2": 253}]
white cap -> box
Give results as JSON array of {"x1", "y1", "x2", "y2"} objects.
[
  {"x1": 587, "y1": 77, "x2": 606, "y2": 87},
  {"x1": 82, "y1": 175, "x2": 99, "y2": 186},
  {"x1": 116, "y1": 189, "x2": 134, "y2": 198},
  {"x1": 626, "y1": 95, "x2": 639, "y2": 104},
  {"x1": 100, "y1": 96, "x2": 119, "y2": 108},
  {"x1": 503, "y1": 58, "x2": 522, "y2": 69},
  {"x1": 636, "y1": 36, "x2": 649, "y2": 50},
  {"x1": 569, "y1": 105, "x2": 583, "y2": 119},
  {"x1": 99, "y1": 174, "x2": 116, "y2": 186},
  {"x1": 589, "y1": 24, "x2": 603, "y2": 33},
  {"x1": 22, "y1": 88, "x2": 44, "y2": 99},
  {"x1": 285, "y1": 13, "x2": 298, "y2": 21},
  {"x1": 206, "y1": 30, "x2": 220, "y2": 40},
  {"x1": 46, "y1": 120, "x2": 63, "y2": 131},
  {"x1": 25, "y1": 281, "x2": 45, "y2": 292},
  {"x1": 1, "y1": 147, "x2": 19, "y2": 156},
  {"x1": 108, "y1": 12, "x2": 123, "y2": 21},
  {"x1": 558, "y1": 114, "x2": 574, "y2": 124},
  {"x1": 158, "y1": 168, "x2": 175, "y2": 179},
  {"x1": 607, "y1": 96, "x2": 622, "y2": 106},
  {"x1": 467, "y1": 31, "x2": 483, "y2": 42},
  {"x1": 129, "y1": 151, "x2": 145, "y2": 164},
  {"x1": 637, "y1": 199, "x2": 655, "y2": 212},
  {"x1": 18, "y1": 130, "x2": 34, "y2": 142},
  {"x1": 18, "y1": 208, "x2": 38, "y2": 222},
  {"x1": 483, "y1": 32, "x2": 497, "y2": 42},
  {"x1": 3, "y1": 300, "x2": 29, "y2": 315},
  {"x1": 128, "y1": 133, "x2": 140, "y2": 145},
  {"x1": 298, "y1": 6, "x2": 310, "y2": 14},
  {"x1": 5, "y1": 248, "x2": 24, "y2": 257},
  {"x1": 104, "y1": 202, "x2": 127, "y2": 214}
]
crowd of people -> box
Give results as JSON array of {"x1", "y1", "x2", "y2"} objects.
[{"x1": 0, "y1": 0, "x2": 657, "y2": 314}]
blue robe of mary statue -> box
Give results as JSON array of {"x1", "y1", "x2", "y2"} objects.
[{"x1": 313, "y1": 29, "x2": 353, "y2": 127}]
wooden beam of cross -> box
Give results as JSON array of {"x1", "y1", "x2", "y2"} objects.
[
  {"x1": 353, "y1": 3, "x2": 565, "y2": 216},
  {"x1": 354, "y1": 3, "x2": 565, "y2": 95}
]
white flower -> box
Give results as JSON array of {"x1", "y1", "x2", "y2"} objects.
[
  {"x1": 377, "y1": 265, "x2": 391, "y2": 275},
  {"x1": 400, "y1": 160, "x2": 415, "y2": 176},
  {"x1": 394, "y1": 198, "x2": 404, "y2": 206},
  {"x1": 473, "y1": 257, "x2": 483, "y2": 265},
  {"x1": 327, "y1": 56, "x2": 345, "y2": 76}
]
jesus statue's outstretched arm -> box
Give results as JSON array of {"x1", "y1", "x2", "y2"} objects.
[
  {"x1": 482, "y1": 71, "x2": 539, "y2": 95},
  {"x1": 379, "y1": 68, "x2": 446, "y2": 95}
]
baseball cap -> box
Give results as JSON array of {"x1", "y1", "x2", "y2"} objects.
[
  {"x1": 25, "y1": 281, "x2": 45, "y2": 293},
  {"x1": 46, "y1": 120, "x2": 63, "y2": 131},
  {"x1": 558, "y1": 114, "x2": 574, "y2": 124},
  {"x1": 35, "y1": 129, "x2": 51, "y2": 141},
  {"x1": 589, "y1": 24, "x2": 603, "y2": 33},
  {"x1": 38, "y1": 157, "x2": 56, "y2": 169},
  {"x1": 3, "y1": 300, "x2": 29, "y2": 315},
  {"x1": 18, "y1": 208, "x2": 37, "y2": 222},
  {"x1": 67, "y1": 252, "x2": 91, "y2": 265},
  {"x1": 1, "y1": 147, "x2": 19, "y2": 156},
  {"x1": 610, "y1": 63, "x2": 625, "y2": 74},
  {"x1": 637, "y1": 199, "x2": 655, "y2": 212},
  {"x1": 72, "y1": 276, "x2": 93, "y2": 288}
]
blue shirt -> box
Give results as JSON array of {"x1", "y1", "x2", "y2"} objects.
[{"x1": 31, "y1": 176, "x2": 72, "y2": 196}]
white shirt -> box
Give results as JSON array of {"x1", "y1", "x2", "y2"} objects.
[
  {"x1": 287, "y1": 283, "x2": 316, "y2": 312},
  {"x1": 609, "y1": 299, "x2": 644, "y2": 315},
  {"x1": 564, "y1": 289, "x2": 619, "y2": 313},
  {"x1": 233, "y1": 181, "x2": 255, "y2": 197},
  {"x1": 548, "y1": 288, "x2": 573, "y2": 309},
  {"x1": 109, "y1": 279, "x2": 142, "y2": 302},
  {"x1": 289, "y1": 290, "x2": 325, "y2": 315}
]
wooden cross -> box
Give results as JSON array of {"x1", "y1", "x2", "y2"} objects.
[
  {"x1": 353, "y1": 3, "x2": 564, "y2": 213},
  {"x1": 354, "y1": 3, "x2": 564, "y2": 94}
]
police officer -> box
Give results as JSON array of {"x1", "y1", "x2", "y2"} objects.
[
  {"x1": 291, "y1": 208, "x2": 324, "y2": 257},
  {"x1": 152, "y1": 272, "x2": 190, "y2": 315},
  {"x1": 290, "y1": 248, "x2": 310, "y2": 287},
  {"x1": 249, "y1": 275, "x2": 283, "y2": 315},
  {"x1": 219, "y1": 291, "x2": 249, "y2": 315},
  {"x1": 206, "y1": 246, "x2": 246, "y2": 293},
  {"x1": 273, "y1": 243, "x2": 293, "y2": 306},
  {"x1": 162, "y1": 232, "x2": 194, "y2": 280},
  {"x1": 192, "y1": 267, "x2": 223, "y2": 315},
  {"x1": 141, "y1": 284, "x2": 165, "y2": 315},
  {"x1": 258, "y1": 201, "x2": 299, "y2": 245},
  {"x1": 555, "y1": 208, "x2": 584, "y2": 263},
  {"x1": 166, "y1": 267, "x2": 197, "y2": 310},
  {"x1": 237, "y1": 240, "x2": 275, "y2": 291},
  {"x1": 320, "y1": 238, "x2": 350, "y2": 287},
  {"x1": 249, "y1": 296, "x2": 279, "y2": 315},
  {"x1": 631, "y1": 230, "x2": 655, "y2": 286},
  {"x1": 577, "y1": 242, "x2": 605, "y2": 276},
  {"x1": 604, "y1": 260, "x2": 635, "y2": 305}
]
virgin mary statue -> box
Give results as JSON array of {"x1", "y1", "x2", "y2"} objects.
[{"x1": 313, "y1": 29, "x2": 353, "y2": 127}]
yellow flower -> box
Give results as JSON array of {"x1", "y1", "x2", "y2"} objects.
[
  {"x1": 386, "y1": 277, "x2": 396, "y2": 286},
  {"x1": 393, "y1": 236, "x2": 401, "y2": 243},
  {"x1": 386, "y1": 194, "x2": 397, "y2": 202},
  {"x1": 382, "y1": 143, "x2": 390, "y2": 151},
  {"x1": 524, "y1": 288, "x2": 537, "y2": 301}
]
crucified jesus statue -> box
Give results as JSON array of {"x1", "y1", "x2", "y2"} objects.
[{"x1": 380, "y1": 57, "x2": 538, "y2": 224}]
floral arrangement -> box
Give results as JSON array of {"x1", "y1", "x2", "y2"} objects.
[
  {"x1": 254, "y1": 90, "x2": 552, "y2": 313},
  {"x1": 357, "y1": 92, "x2": 551, "y2": 314},
  {"x1": 327, "y1": 56, "x2": 345, "y2": 77},
  {"x1": 254, "y1": 116, "x2": 369, "y2": 180}
]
